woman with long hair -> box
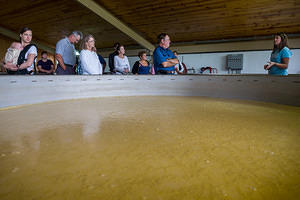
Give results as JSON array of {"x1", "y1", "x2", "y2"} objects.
[
  {"x1": 3, "y1": 27, "x2": 37, "y2": 74},
  {"x1": 114, "y1": 45, "x2": 130, "y2": 74},
  {"x1": 264, "y1": 33, "x2": 292, "y2": 75}
]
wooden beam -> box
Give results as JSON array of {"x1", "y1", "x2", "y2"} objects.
[
  {"x1": 76, "y1": 0, "x2": 155, "y2": 52},
  {"x1": 0, "y1": 26, "x2": 55, "y2": 54}
]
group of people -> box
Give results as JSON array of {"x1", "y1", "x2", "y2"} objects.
[
  {"x1": 1, "y1": 27, "x2": 293, "y2": 76},
  {"x1": 104, "y1": 36, "x2": 187, "y2": 75}
]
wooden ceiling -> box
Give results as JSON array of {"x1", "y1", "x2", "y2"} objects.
[
  {"x1": 0, "y1": 0, "x2": 300, "y2": 50},
  {"x1": 95, "y1": 0, "x2": 300, "y2": 43},
  {"x1": 0, "y1": 0, "x2": 136, "y2": 49}
]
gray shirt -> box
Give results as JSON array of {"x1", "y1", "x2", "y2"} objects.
[{"x1": 56, "y1": 37, "x2": 76, "y2": 66}]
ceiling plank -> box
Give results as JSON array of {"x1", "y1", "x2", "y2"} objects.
[
  {"x1": 0, "y1": 26, "x2": 55, "y2": 54},
  {"x1": 76, "y1": 0, "x2": 155, "y2": 51}
]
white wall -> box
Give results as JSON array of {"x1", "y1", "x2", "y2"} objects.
[
  {"x1": 176, "y1": 49, "x2": 300, "y2": 74},
  {"x1": 104, "y1": 49, "x2": 300, "y2": 74}
]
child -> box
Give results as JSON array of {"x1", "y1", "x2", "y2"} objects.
[{"x1": 4, "y1": 42, "x2": 23, "y2": 65}]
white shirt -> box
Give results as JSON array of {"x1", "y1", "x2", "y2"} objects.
[
  {"x1": 80, "y1": 49, "x2": 102, "y2": 75},
  {"x1": 25, "y1": 46, "x2": 37, "y2": 71},
  {"x1": 114, "y1": 55, "x2": 130, "y2": 73}
]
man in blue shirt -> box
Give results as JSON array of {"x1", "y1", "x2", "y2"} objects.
[{"x1": 153, "y1": 33, "x2": 179, "y2": 74}]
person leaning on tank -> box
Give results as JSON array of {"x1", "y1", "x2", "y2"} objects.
[{"x1": 153, "y1": 33, "x2": 179, "y2": 75}]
